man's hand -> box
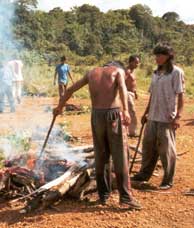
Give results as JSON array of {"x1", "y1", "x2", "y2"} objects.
[
  {"x1": 122, "y1": 110, "x2": 131, "y2": 126},
  {"x1": 171, "y1": 117, "x2": 180, "y2": 130},
  {"x1": 53, "y1": 105, "x2": 63, "y2": 116},
  {"x1": 134, "y1": 91, "x2": 138, "y2": 100}
]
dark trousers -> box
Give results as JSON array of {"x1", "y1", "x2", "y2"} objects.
[
  {"x1": 58, "y1": 83, "x2": 67, "y2": 99},
  {"x1": 91, "y1": 108, "x2": 132, "y2": 202}
]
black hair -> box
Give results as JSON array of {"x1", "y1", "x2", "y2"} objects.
[
  {"x1": 103, "y1": 60, "x2": 125, "y2": 70},
  {"x1": 128, "y1": 55, "x2": 140, "y2": 63},
  {"x1": 60, "y1": 56, "x2": 66, "y2": 62},
  {"x1": 153, "y1": 43, "x2": 174, "y2": 74}
]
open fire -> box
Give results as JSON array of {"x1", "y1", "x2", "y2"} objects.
[{"x1": 0, "y1": 145, "x2": 95, "y2": 213}]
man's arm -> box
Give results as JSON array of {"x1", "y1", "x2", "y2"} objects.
[
  {"x1": 54, "y1": 71, "x2": 57, "y2": 86},
  {"x1": 141, "y1": 94, "x2": 151, "y2": 124},
  {"x1": 117, "y1": 69, "x2": 130, "y2": 125},
  {"x1": 176, "y1": 93, "x2": 184, "y2": 118},
  {"x1": 68, "y1": 71, "x2": 74, "y2": 84},
  {"x1": 172, "y1": 93, "x2": 184, "y2": 129},
  {"x1": 53, "y1": 74, "x2": 88, "y2": 115}
]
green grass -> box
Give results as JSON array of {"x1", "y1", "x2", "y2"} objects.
[
  {"x1": 23, "y1": 62, "x2": 194, "y2": 98},
  {"x1": 184, "y1": 103, "x2": 194, "y2": 114},
  {"x1": 0, "y1": 131, "x2": 31, "y2": 168},
  {"x1": 182, "y1": 65, "x2": 194, "y2": 97}
]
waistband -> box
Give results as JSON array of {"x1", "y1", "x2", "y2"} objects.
[{"x1": 92, "y1": 107, "x2": 120, "y2": 112}]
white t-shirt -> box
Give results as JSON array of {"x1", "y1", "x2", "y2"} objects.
[
  {"x1": 148, "y1": 65, "x2": 185, "y2": 123},
  {"x1": 8, "y1": 60, "x2": 23, "y2": 82}
]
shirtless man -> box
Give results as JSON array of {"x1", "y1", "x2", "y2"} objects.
[
  {"x1": 125, "y1": 55, "x2": 140, "y2": 137},
  {"x1": 53, "y1": 61, "x2": 141, "y2": 210}
]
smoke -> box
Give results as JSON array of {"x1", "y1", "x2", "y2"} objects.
[
  {"x1": 33, "y1": 126, "x2": 88, "y2": 166},
  {"x1": 0, "y1": 125, "x2": 87, "y2": 168},
  {"x1": 0, "y1": 0, "x2": 19, "y2": 61},
  {"x1": 0, "y1": 1, "x2": 87, "y2": 173}
]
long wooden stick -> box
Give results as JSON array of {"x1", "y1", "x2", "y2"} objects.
[
  {"x1": 39, "y1": 115, "x2": 57, "y2": 158},
  {"x1": 129, "y1": 122, "x2": 145, "y2": 174}
]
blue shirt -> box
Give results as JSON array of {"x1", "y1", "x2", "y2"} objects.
[{"x1": 55, "y1": 63, "x2": 70, "y2": 84}]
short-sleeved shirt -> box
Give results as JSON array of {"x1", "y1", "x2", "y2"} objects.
[
  {"x1": 55, "y1": 63, "x2": 70, "y2": 85},
  {"x1": 8, "y1": 60, "x2": 23, "y2": 82},
  {"x1": 148, "y1": 65, "x2": 185, "y2": 123}
]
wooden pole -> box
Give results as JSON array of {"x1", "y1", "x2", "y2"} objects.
[
  {"x1": 129, "y1": 122, "x2": 145, "y2": 174},
  {"x1": 39, "y1": 115, "x2": 57, "y2": 158}
]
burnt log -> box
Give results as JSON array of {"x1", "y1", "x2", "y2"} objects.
[{"x1": 20, "y1": 164, "x2": 91, "y2": 213}]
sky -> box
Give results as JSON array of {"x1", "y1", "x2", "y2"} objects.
[{"x1": 37, "y1": 0, "x2": 194, "y2": 24}]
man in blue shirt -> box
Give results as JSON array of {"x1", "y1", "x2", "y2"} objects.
[{"x1": 54, "y1": 56, "x2": 74, "y2": 98}]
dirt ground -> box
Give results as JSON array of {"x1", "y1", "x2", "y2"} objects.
[{"x1": 0, "y1": 95, "x2": 194, "y2": 228}]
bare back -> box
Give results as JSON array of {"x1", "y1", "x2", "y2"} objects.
[{"x1": 87, "y1": 66, "x2": 125, "y2": 109}]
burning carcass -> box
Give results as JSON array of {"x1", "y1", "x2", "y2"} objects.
[
  {"x1": 0, "y1": 144, "x2": 95, "y2": 213},
  {"x1": 0, "y1": 125, "x2": 144, "y2": 213}
]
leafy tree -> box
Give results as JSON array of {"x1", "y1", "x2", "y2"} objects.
[
  {"x1": 162, "y1": 12, "x2": 180, "y2": 22},
  {"x1": 11, "y1": 2, "x2": 194, "y2": 65},
  {"x1": 14, "y1": 0, "x2": 37, "y2": 10},
  {"x1": 129, "y1": 4, "x2": 157, "y2": 47}
]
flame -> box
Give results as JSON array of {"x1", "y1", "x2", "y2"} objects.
[{"x1": 26, "y1": 149, "x2": 36, "y2": 170}]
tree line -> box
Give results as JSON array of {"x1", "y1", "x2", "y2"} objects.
[{"x1": 4, "y1": 1, "x2": 194, "y2": 65}]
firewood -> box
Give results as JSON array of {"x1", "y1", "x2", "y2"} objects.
[
  {"x1": 41, "y1": 173, "x2": 82, "y2": 209},
  {"x1": 67, "y1": 169, "x2": 92, "y2": 199},
  {"x1": 21, "y1": 166, "x2": 91, "y2": 212},
  {"x1": 45, "y1": 145, "x2": 94, "y2": 154}
]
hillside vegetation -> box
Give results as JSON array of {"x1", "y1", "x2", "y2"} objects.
[{"x1": 1, "y1": 1, "x2": 194, "y2": 96}]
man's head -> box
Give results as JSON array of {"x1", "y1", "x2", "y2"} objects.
[
  {"x1": 128, "y1": 55, "x2": 140, "y2": 70},
  {"x1": 153, "y1": 43, "x2": 174, "y2": 73},
  {"x1": 60, "y1": 56, "x2": 66, "y2": 63},
  {"x1": 103, "y1": 61, "x2": 125, "y2": 70},
  {"x1": 153, "y1": 43, "x2": 174, "y2": 65}
]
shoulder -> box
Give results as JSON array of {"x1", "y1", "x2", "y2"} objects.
[
  {"x1": 64, "y1": 64, "x2": 70, "y2": 70},
  {"x1": 125, "y1": 68, "x2": 132, "y2": 74},
  {"x1": 109, "y1": 67, "x2": 125, "y2": 79},
  {"x1": 172, "y1": 65, "x2": 184, "y2": 75},
  {"x1": 116, "y1": 67, "x2": 125, "y2": 74},
  {"x1": 91, "y1": 66, "x2": 102, "y2": 74}
]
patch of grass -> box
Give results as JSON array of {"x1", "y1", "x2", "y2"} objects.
[
  {"x1": 7, "y1": 133, "x2": 31, "y2": 152},
  {"x1": 183, "y1": 65, "x2": 194, "y2": 97},
  {"x1": 0, "y1": 151, "x2": 5, "y2": 168},
  {"x1": 184, "y1": 104, "x2": 194, "y2": 114},
  {"x1": 23, "y1": 62, "x2": 194, "y2": 98},
  {"x1": 0, "y1": 132, "x2": 31, "y2": 168}
]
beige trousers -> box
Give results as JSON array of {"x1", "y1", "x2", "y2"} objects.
[
  {"x1": 134, "y1": 120, "x2": 176, "y2": 186},
  {"x1": 128, "y1": 92, "x2": 138, "y2": 135}
]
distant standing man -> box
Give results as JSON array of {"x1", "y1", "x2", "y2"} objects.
[
  {"x1": 53, "y1": 61, "x2": 141, "y2": 210},
  {"x1": 125, "y1": 55, "x2": 140, "y2": 137},
  {"x1": 0, "y1": 62, "x2": 15, "y2": 113},
  {"x1": 8, "y1": 59, "x2": 24, "y2": 104},
  {"x1": 54, "y1": 56, "x2": 74, "y2": 99}
]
